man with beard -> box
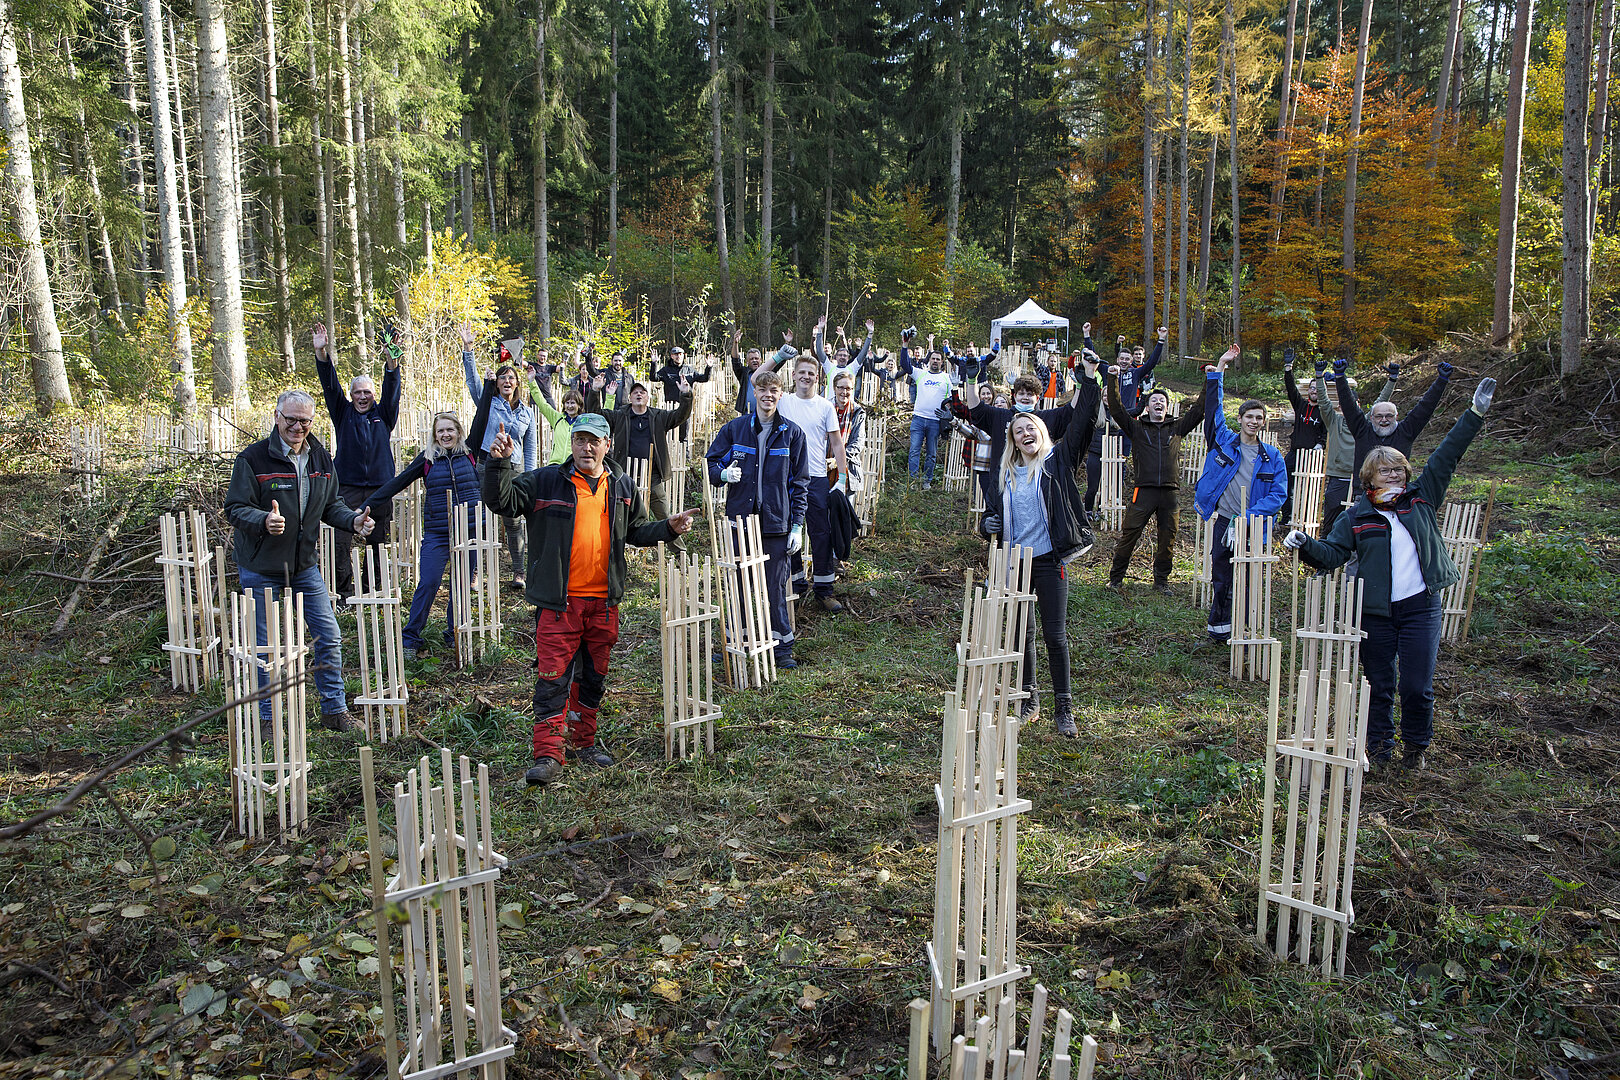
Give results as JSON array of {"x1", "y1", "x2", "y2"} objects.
[
  {"x1": 1104, "y1": 371, "x2": 1208, "y2": 594},
  {"x1": 1334, "y1": 358, "x2": 1453, "y2": 478}
]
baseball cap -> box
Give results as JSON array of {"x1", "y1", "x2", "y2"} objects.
[{"x1": 571, "y1": 413, "x2": 611, "y2": 439}]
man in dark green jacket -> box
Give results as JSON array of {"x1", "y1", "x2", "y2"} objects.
[
  {"x1": 1104, "y1": 373, "x2": 1207, "y2": 593},
  {"x1": 483, "y1": 413, "x2": 700, "y2": 786},
  {"x1": 1284, "y1": 377, "x2": 1495, "y2": 771}
]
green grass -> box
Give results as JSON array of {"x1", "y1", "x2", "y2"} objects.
[{"x1": 0, "y1": 387, "x2": 1617, "y2": 1079}]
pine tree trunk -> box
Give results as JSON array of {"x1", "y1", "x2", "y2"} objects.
[
  {"x1": 1226, "y1": 0, "x2": 1240, "y2": 344},
  {"x1": 758, "y1": 0, "x2": 775, "y2": 344},
  {"x1": 264, "y1": 0, "x2": 293, "y2": 371},
  {"x1": 1177, "y1": 0, "x2": 1191, "y2": 355},
  {"x1": 0, "y1": 0, "x2": 72, "y2": 410},
  {"x1": 534, "y1": 9, "x2": 550, "y2": 338},
  {"x1": 1430, "y1": 0, "x2": 1463, "y2": 157},
  {"x1": 460, "y1": 114, "x2": 473, "y2": 241},
  {"x1": 195, "y1": 0, "x2": 248, "y2": 404},
  {"x1": 708, "y1": 0, "x2": 731, "y2": 311},
  {"x1": 1588, "y1": 0, "x2": 1614, "y2": 329},
  {"x1": 390, "y1": 59, "x2": 408, "y2": 321},
  {"x1": 1563, "y1": 0, "x2": 1593, "y2": 374},
  {"x1": 1484, "y1": 0, "x2": 1502, "y2": 117},
  {"x1": 307, "y1": 1, "x2": 335, "y2": 341},
  {"x1": 1142, "y1": 0, "x2": 1157, "y2": 345},
  {"x1": 1161, "y1": 10, "x2": 1173, "y2": 345},
  {"x1": 1193, "y1": 130, "x2": 1217, "y2": 351},
  {"x1": 353, "y1": 32, "x2": 375, "y2": 317},
  {"x1": 1491, "y1": 0, "x2": 1535, "y2": 346},
  {"x1": 609, "y1": 19, "x2": 619, "y2": 274},
  {"x1": 118, "y1": 14, "x2": 151, "y2": 305},
  {"x1": 232, "y1": 92, "x2": 257, "y2": 279},
  {"x1": 141, "y1": 0, "x2": 198, "y2": 406},
  {"x1": 482, "y1": 142, "x2": 494, "y2": 232},
  {"x1": 336, "y1": 1, "x2": 368, "y2": 361},
  {"x1": 166, "y1": 13, "x2": 199, "y2": 282},
  {"x1": 944, "y1": 6, "x2": 963, "y2": 280},
  {"x1": 1341, "y1": 0, "x2": 1375, "y2": 355}
]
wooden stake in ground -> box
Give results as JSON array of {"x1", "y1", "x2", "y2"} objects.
[
  {"x1": 658, "y1": 543, "x2": 722, "y2": 760},
  {"x1": 1229, "y1": 510, "x2": 1280, "y2": 682},
  {"x1": 1439, "y1": 481, "x2": 1496, "y2": 643},
  {"x1": 348, "y1": 544, "x2": 409, "y2": 742},
  {"x1": 317, "y1": 523, "x2": 341, "y2": 604},
  {"x1": 1289, "y1": 446, "x2": 1325, "y2": 534},
  {"x1": 224, "y1": 587, "x2": 310, "y2": 839},
  {"x1": 390, "y1": 481, "x2": 424, "y2": 596},
  {"x1": 361, "y1": 747, "x2": 515, "y2": 1079},
  {"x1": 451, "y1": 500, "x2": 504, "y2": 668}
]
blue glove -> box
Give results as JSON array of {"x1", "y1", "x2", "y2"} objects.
[
  {"x1": 1313, "y1": 357, "x2": 1328, "y2": 376},
  {"x1": 1333, "y1": 358, "x2": 1348, "y2": 376},
  {"x1": 1283, "y1": 347, "x2": 1296, "y2": 371},
  {"x1": 991, "y1": 342, "x2": 1001, "y2": 353},
  {"x1": 1437, "y1": 360, "x2": 1454, "y2": 378},
  {"x1": 1385, "y1": 362, "x2": 1400, "y2": 380}
]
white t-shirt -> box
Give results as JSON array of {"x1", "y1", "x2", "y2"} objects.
[
  {"x1": 777, "y1": 393, "x2": 840, "y2": 478},
  {"x1": 1378, "y1": 508, "x2": 1426, "y2": 601},
  {"x1": 911, "y1": 369, "x2": 956, "y2": 419}
]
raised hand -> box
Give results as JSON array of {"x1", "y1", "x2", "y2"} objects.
[
  {"x1": 668, "y1": 507, "x2": 702, "y2": 535},
  {"x1": 459, "y1": 323, "x2": 474, "y2": 348},
  {"x1": 719, "y1": 463, "x2": 743, "y2": 484},
  {"x1": 265, "y1": 499, "x2": 285, "y2": 536},
  {"x1": 1437, "y1": 360, "x2": 1454, "y2": 378},
  {"x1": 1472, "y1": 377, "x2": 1496, "y2": 416},
  {"x1": 353, "y1": 507, "x2": 374, "y2": 538},
  {"x1": 864, "y1": 318, "x2": 875, "y2": 335},
  {"x1": 782, "y1": 329, "x2": 794, "y2": 345},
  {"x1": 1314, "y1": 356, "x2": 1329, "y2": 376},
  {"x1": 815, "y1": 313, "x2": 827, "y2": 331},
  {"x1": 1283, "y1": 347, "x2": 1296, "y2": 371},
  {"x1": 312, "y1": 323, "x2": 328, "y2": 354},
  {"x1": 1158, "y1": 326, "x2": 1168, "y2": 342},
  {"x1": 1107, "y1": 364, "x2": 1122, "y2": 376},
  {"x1": 1333, "y1": 357, "x2": 1348, "y2": 376},
  {"x1": 487, "y1": 422, "x2": 516, "y2": 460},
  {"x1": 678, "y1": 378, "x2": 690, "y2": 394},
  {"x1": 1386, "y1": 361, "x2": 1401, "y2": 380},
  {"x1": 592, "y1": 374, "x2": 606, "y2": 391},
  {"x1": 1217, "y1": 344, "x2": 1239, "y2": 372},
  {"x1": 1082, "y1": 321, "x2": 1092, "y2": 337}
]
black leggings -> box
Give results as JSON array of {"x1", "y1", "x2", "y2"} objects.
[{"x1": 1023, "y1": 554, "x2": 1071, "y2": 699}]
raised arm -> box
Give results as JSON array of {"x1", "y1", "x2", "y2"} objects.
[
  {"x1": 1174, "y1": 382, "x2": 1209, "y2": 436},
  {"x1": 1413, "y1": 383, "x2": 1490, "y2": 505},
  {"x1": 1399, "y1": 371, "x2": 1450, "y2": 440},
  {"x1": 312, "y1": 324, "x2": 347, "y2": 425},
  {"x1": 379, "y1": 363, "x2": 403, "y2": 429},
  {"x1": 1333, "y1": 365, "x2": 1370, "y2": 437}
]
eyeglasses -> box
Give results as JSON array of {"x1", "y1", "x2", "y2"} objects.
[{"x1": 279, "y1": 414, "x2": 315, "y2": 428}]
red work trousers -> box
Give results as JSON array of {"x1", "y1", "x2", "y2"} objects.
[{"x1": 532, "y1": 596, "x2": 619, "y2": 761}]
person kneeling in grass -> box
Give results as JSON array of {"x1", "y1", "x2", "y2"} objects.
[
  {"x1": 483, "y1": 414, "x2": 700, "y2": 787},
  {"x1": 1283, "y1": 378, "x2": 1495, "y2": 774}
]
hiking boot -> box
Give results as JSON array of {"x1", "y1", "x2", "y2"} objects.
[
  {"x1": 1195, "y1": 634, "x2": 1228, "y2": 651},
  {"x1": 818, "y1": 594, "x2": 846, "y2": 614},
  {"x1": 565, "y1": 744, "x2": 616, "y2": 768},
  {"x1": 1018, "y1": 694, "x2": 1040, "y2": 724},
  {"x1": 525, "y1": 756, "x2": 564, "y2": 786},
  {"x1": 1398, "y1": 750, "x2": 1428, "y2": 773},
  {"x1": 775, "y1": 651, "x2": 799, "y2": 670},
  {"x1": 1152, "y1": 580, "x2": 1173, "y2": 597},
  {"x1": 403, "y1": 646, "x2": 419, "y2": 662},
  {"x1": 320, "y1": 710, "x2": 360, "y2": 733},
  {"x1": 1108, "y1": 577, "x2": 1125, "y2": 593},
  {"x1": 1052, "y1": 695, "x2": 1078, "y2": 738}
]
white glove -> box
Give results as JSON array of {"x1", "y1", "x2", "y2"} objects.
[
  {"x1": 1283, "y1": 529, "x2": 1308, "y2": 550},
  {"x1": 1223, "y1": 519, "x2": 1236, "y2": 551},
  {"x1": 833, "y1": 475, "x2": 848, "y2": 495},
  {"x1": 720, "y1": 464, "x2": 743, "y2": 484},
  {"x1": 787, "y1": 525, "x2": 804, "y2": 555}
]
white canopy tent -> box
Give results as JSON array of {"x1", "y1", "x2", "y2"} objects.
[{"x1": 989, "y1": 299, "x2": 1069, "y2": 351}]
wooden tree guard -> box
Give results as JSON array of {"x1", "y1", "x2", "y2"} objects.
[
  {"x1": 1229, "y1": 511, "x2": 1279, "y2": 682},
  {"x1": 360, "y1": 747, "x2": 515, "y2": 1080},
  {"x1": 70, "y1": 422, "x2": 105, "y2": 502},
  {"x1": 224, "y1": 587, "x2": 310, "y2": 839},
  {"x1": 206, "y1": 405, "x2": 244, "y2": 454},
  {"x1": 1289, "y1": 446, "x2": 1326, "y2": 533},
  {"x1": 906, "y1": 989, "x2": 1096, "y2": 1080},
  {"x1": 1438, "y1": 486, "x2": 1493, "y2": 643},
  {"x1": 626, "y1": 455, "x2": 653, "y2": 511},
  {"x1": 450, "y1": 502, "x2": 503, "y2": 668},
  {"x1": 1097, "y1": 434, "x2": 1126, "y2": 532},
  {"x1": 159, "y1": 510, "x2": 222, "y2": 691},
  {"x1": 665, "y1": 433, "x2": 689, "y2": 513},
  {"x1": 1190, "y1": 513, "x2": 1217, "y2": 609},
  {"x1": 1178, "y1": 434, "x2": 1204, "y2": 491},
  {"x1": 658, "y1": 544, "x2": 722, "y2": 760},
  {"x1": 855, "y1": 414, "x2": 889, "y2": 537},
  {"x1": 944, "y1": 429, "x2": 971, "y2": 493},
  {"x1": 349, "y1": 545, "x2": 410, "y2": 743},
  {"x1": 716, "y1": 514, "x2": 778, "y2": 690},
  {"x1": 859, "y1": 372, "x2": 879, "y2": 406},
  {"x1": 392, "y1": 483, "x2": 425, "y2": 596},
  {"x1": 318, "y1": 523, "x2": 342, "y2": 603},
  {"x1": 1259, "y1": 572, "x2": 1369, "y2": 977},
  {"x1": 142, "y1": 414, "x2": 205, "y2": 466},
  {"x1": 928, "y1": 546, "x2": 1035, "y2": 1057}
]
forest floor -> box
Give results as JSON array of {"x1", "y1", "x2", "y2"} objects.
[{"x1": 1, "y1": 349, "x2": 1618, "y2": 1080}]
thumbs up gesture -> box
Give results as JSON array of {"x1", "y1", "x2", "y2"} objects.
[
  {"x1": 353, "y1": 506, "x2": 374, "y2": 538},
  {"x1": 265, "y1": 499, "x2": 286, "y2": 535},
  {"x1": 488, "y1": 422, "x2": 516, "y2": 460}
]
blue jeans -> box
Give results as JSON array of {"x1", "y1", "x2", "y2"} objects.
[
  {"x1": 402, "y1": 531, "x2": 467, "y2": 650},
  {"x1": 1360, "y1": 591, "x2": 1442, "y2": 758},
  {"x1": 237, "y1": 565, "x2": 346, "y2": 718},
  {"x1": 908, "y1": 415, "x2": 943, "y2": 481}
]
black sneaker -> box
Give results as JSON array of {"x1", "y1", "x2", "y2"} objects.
[
  {"x1": 1052, "y1": 696, "x2": 1078, "y2": 738},
  {"x1": 1152, "y1": 581, "x2": 1172, "y2": 596},
  {"x1": 1018, "y1": 694, "x2": 1040, "y2": 724},
  {"x1": 775, "y1": 653, "x2": 799, "y2": 670},
  {"x1": 1398, "y1": 750, "x2": 1428, "y2": 773},
  {"x1": 525, "y1": 757, "x2": 563, "y2": 786},
  {"x1": 565, "y1": 745, "x2": 616, "y2": 767}
]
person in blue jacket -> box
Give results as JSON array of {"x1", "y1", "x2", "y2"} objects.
[
  {"x1": 461, "y1": 323, "x2": 537, "y2": 590},
  {"x1": 1195, "y1": 345, "x2": 1287, "y2": 645},
  {"x1": 1284, "y1": 379, "x2": 1496, "y2": 772},
  {"x1": 705, "y1": 367, "x2": 810, "y2": 669},
  {"x1": 363, "y1": 412, "x2": 482, "y2": 661},
  {"x1": 314, "y1": 321, "x2": 401, "y2": 598}
]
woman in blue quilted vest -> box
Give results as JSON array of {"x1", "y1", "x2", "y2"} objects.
[{"x1": 365, "y1": 413, "x2": 483, "y2": 660}]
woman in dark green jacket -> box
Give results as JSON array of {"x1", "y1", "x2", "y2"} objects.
[{"x1": 1283, "y1": 377, "x2": 1495, "y2": 772}]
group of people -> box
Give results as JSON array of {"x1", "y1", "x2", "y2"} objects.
[{"x1": 219, "y1": 311, "x2": 1497, "y2": 786}]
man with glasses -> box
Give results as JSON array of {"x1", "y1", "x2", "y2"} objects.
[{"x1": 225, "y1": 389, "x2": 375, "y2": 733}]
